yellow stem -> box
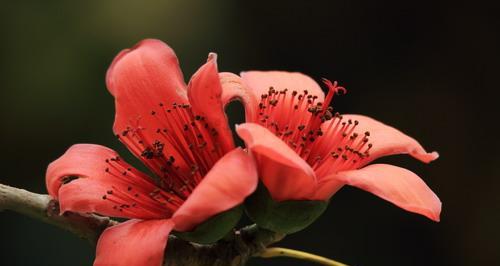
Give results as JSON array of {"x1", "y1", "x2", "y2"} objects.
[{"x1": 259, "y1": 247, "x2": 349, "y2": 266}]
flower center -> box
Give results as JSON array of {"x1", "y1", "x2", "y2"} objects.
[
  {"x1": 102, "y1": 156, "x2": 182, "y2": 216},
  {"x1": 104, "y1": 102, "x2": 226, "y2": 214},
  {"x1": 256, "y1": 79, "x2": 373, "y2": 176}
]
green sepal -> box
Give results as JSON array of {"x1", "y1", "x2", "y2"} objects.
[
  {"x1": 173, "y1": 205, "x2": 243, "y2": 244},
  {"x1": 245, "y1": 183, "x2": 328, "y2": 234}
]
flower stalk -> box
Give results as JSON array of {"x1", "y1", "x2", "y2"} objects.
[{"x1": 260, "y1": 247, "x2": 349, "y2": 266}]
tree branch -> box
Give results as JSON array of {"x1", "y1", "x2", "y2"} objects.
[
  {"x1": 0, "y1": 183, "x2": 115, "y2": 244},
  {"x1": 0, "y1": 183, "x2": 284, "y2": 266}
]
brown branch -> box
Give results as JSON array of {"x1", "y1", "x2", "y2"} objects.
[
  {"x1": 0, "y1": 183, "x2": 284, "y2": 266},
  {"x1": 0, "y1": 183, "x2": 116, "y2": 244},
  {"x1": 164, "y1": 224, "x2": 284, "y2": 266}
]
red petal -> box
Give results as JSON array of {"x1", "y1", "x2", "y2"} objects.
[
  {"x1": 59, "y1": 177, "x2": 169, "y2": 219},
  {"x1": 46, "y1": 144, "x2": 170, "y2": 219},
  {"x1": 240, "y1": 71, "x2": 324, "y2": 125},
  {"x1": 241, "y1": 71, "x2": 325, "y2": 104},
  {"x1": 172, "y1": 148, "x2": 257, "y2": 231},
  {"x1": 219, "y1": 72, "x2": 259, "y2": 122},
  {"x1": 333, "y1": 114, "x2": 438, "y2": 165},
  {"x1": 106, "y1": 39, "x2": 190, "y2": 168},
  {"x1": 236, "y1": 123, "x2": 317, "y2": 201},
  {"x1": 46, "y1": 144, "x2": 116, "y2": 197},
  {"x1": 187, "y1": 54, "x2": 234, "y2": 153},
  {"x1": 311, "y1": 177, "x2": 344, "y2": 200},
  {"x1": 335, "y1": 164, "x2": 442, "y2": 221},
  {"x1": 106, "y1": 39, "x2": 186, "y2": 104},
  {"x1": 94, "y1": 219, "x2": 174, "y2": 266}
]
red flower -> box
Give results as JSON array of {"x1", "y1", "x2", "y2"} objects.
[
  {"x1": 235, "y1": 71, "x2": 441, "y2": 222},
  {"x1": 45, "y1": 40, "x2": 257, "y2": 266}
]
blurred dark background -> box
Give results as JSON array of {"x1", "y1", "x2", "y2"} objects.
[{"x1": 1, "y1": 0, "x2": 498, "y2": 265}]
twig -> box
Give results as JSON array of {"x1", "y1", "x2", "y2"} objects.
[{"x1": 0, "y1": 183, "x2": 115, "y2": 244}]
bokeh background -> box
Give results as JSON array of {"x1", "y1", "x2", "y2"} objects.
[{"x1": 1, "y1": 0, "x2": 498, "y2": 265}]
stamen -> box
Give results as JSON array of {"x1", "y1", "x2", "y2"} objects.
[
  {"x1": 255, "y1": 79, "x2": 373, "y2": 177},
  {"x1": 101, "y1": 159, "x2": 181, "y2": 216},
  {"x1": 113, "y1": 101, "x2": 227, "y2": 215}
]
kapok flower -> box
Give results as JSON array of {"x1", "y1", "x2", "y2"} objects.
[
  {"x1": 45, "y1": 39, "x2": 257, "y2": 266},
  {"x1": 233, "y1": 71, "x2": 441, "y2": 231}
]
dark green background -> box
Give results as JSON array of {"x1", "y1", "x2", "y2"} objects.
[{"x1": 1, "y1": 1, "x2": 497, "y2": 265}]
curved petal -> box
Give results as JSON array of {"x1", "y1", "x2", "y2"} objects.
[
  {"x1": 106, "y1": 39, "x2": 189, "y2": 167},
  {"x1": 340, "y1": 114, "x2": 438, "y2": 165},
  {"x1": 240, "y1": 71, "x2": 325, "y2": 103},
  {"x1": 46, "y1": 144, "x2": 116, "y2": 197},
  {"x1": 106, "y1": 39, "x2": 187, "y2": 105},
  {"x1": 236, "y1": 123, "x2": 317, "y2": 201},
  {"x1": 311, "y1": 177, "x2": 345, "y2": 200},
  {"x1": 58, "y1": 177, "x2": 170, "y2": 220},
  {"x1": 187, "y1": 54, "x2": 234, "y2": 153},
  {"x1": 46, "y1": 144, "x2": 170, "y2": 219},
  {"x1": 172, "y1": 148, "x2": 257, "y2": 231},
  {"x1": 219, "y1": 72, "x2": 259, "y2": 122},
  {"x1": 94, "y1": 219, "x2": 174, "y2": 266},
  {"x1": 335, "y1": 164, "x2": 441, "y2": 221}
]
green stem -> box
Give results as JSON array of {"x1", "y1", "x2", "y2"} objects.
[{"x1": 260, "y1": 247, "x2": 349, "y2": 266}]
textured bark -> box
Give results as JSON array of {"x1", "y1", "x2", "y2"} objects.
[
  {"x1": 164, "y1": 224, "x2": 283, "y2": 266},
  {"x1": 0, "y1": 183, "x2": 284, "y2": 265}
]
